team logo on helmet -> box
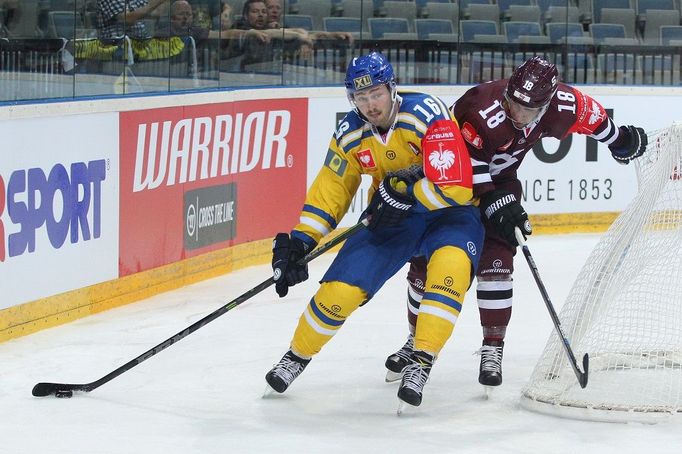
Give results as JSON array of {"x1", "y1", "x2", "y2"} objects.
[{"x1": 353, "y1": 74, "x2": 372, "y2": 91}]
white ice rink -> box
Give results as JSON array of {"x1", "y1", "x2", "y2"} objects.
[{"x1": 2, "y1": 233, "x2": 682, "y2": 454}]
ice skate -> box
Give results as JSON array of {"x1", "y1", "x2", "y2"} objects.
[
  {"x1": 396, "y1": 350, "x2": 434, "y2": 415},
  {"x1": 475, "y1": 340, "x2": 504, "y2": 397},
  {"x1": 385, "y1": 333, "x2": 414, "y2": 383},
  {"x1": 263, "y1": 350, "x2": 311, "y2": 396}
]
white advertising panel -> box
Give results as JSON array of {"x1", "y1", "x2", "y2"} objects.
[
  {"x1": 0, "y1": 113, "x2": 119, "y2": 309},
  {"x1": 309, "y1": 89, "x2": 677, "y2": 224}
]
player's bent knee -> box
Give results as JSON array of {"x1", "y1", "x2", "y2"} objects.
[
  {"x1": 428, "y1": 246, "x2": 473, "y2": 295},
  {"x1": 291, "y1": 282, "x2": 367, "y2": 357},
  {"x1": 315, "y1": 281, "x2": 368, "y2": 317}
]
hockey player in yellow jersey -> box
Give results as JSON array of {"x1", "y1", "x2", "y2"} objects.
[{"x1": 265, "y1": 51, "x2": 485, "y2": 412}]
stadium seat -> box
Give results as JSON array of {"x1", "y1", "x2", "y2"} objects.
[
  {"x1": 589, "y1": 23, "x2": 627, "y2": 43},
  {"x1": 324, "y1": 17, "x2": 362, "y2": 33},
  {"x1": 592, "y1": 0, "x2": 631, "y2": 23},
  {"x1": 546, "y1": 22, "x2": 585, "y2": 43},
  {"x1": 506, "y1": 5, "x2": 542, "y2": 22},
  {"x1": 382, "y1": 1, "x2": 418, "y2": 31},
  {"x1": 600, "y1": 8, "x2": 637, "y2": 39},
  {"x1": 642, "y1": 9, "x2": 680, "y2": 43},
  {"x1": 367, "y1": 17, "x2": 410, "y2": 38},
  {"x1": 660, "y1": 24, "x2": 682, "y2": 44},
  {"x1": 415, "y1": 18, "x2": 456, "y2": 39},
  {"x1": 460, "y1": 19, "x2": 499, "y2": 41},
  {"x1": 284, "y1": 15, "x2": 314, "y2": 31},
  {"x1": 503, "y1": 21, "x2": 543, "y2": 42},
  {"x1": 291, "y1": 0, "x2": 332, "y2": 31}
]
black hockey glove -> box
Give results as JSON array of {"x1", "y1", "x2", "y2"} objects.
[
  {"x1": 480, "y1": 190, "x2": 532, "y2": 247},
  {"x1": 365, "y1": 175, "x2": 415, "y2": 231},
  {"x1": 272, "y1": 233, "x2": 315, "y2": 298},
  {"x1": 609, "y1": 125, "x2": 647, "y2": 164}
]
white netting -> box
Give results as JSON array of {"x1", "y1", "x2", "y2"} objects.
[{"x1": 521, "y1": 123, "x2": 682, "y2": 422}]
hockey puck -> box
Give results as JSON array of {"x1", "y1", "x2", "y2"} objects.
[{"x1": 55, "y1": 389, "x2": 73, "y2": 398}]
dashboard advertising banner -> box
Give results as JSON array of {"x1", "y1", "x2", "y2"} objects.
[
  {"x1": 119, "y1": 98, "x2": 308, "y2": 276},
  {"x1": 0, "y1": 114, "x2": 119, "y2": 309}
]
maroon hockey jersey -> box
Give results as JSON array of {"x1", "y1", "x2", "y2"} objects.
[{"x1": 451, "y1": 79, "x2": 622, "y2": 197}]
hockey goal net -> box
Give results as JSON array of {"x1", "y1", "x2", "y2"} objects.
[{"x1": 521, "y1": 123, "x2": 682, "y2": 423}]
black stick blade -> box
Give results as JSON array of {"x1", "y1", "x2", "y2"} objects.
[
  {"x1": 32, "y1": 382, "x2": 79, "y2": 397},
  {"x1": 579, "y1": 353, "x2": 590, "y2": 389},
  {"x1": 32, "y1": 382, "x2": 60, "y2": 397}
]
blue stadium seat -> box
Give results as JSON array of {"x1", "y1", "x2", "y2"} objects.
[
  {"x1": 589, "y1": 23, "x2": 626, "y2": 43},
  {"x1": 537, "y1": 0, "x2": 575, "y2": 13},
  {"x1": 546, "y1": 22, "x2": 584, "y2": 43},
  {"x1": 324, "y1": 17, "x2": 362, "y2": 33},
  {"x1": 367, "y1": 17, "x2": 410, "y2": 38},
  {"x1": 636, "y1": 0, "x2": 676, "y2": 16},
  {"x1": 460, "y1": 19, "x2": 498, "y2": 41},
  {"x1": 503, "y1": 21, "x2": 543, "y2": 42},
  {"x1": 284, "y1": 15, "x2": 314, "y2": 31},
  {"x1": 416, "y1": 0, "x2": 451, "y2": 8},
  {"x1": 660, "y1": 25, "x2": 682, "y2": 44},
  {"x1": 592, "y1": 0, "x2": 631, "y2": 23},
  {"x1": 498, "y1": 0, "x2": 534, "y2": 14},
  {"x1": 415, "y1": 19, "x2": 455, "y2": 39}
]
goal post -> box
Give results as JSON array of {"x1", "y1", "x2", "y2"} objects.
[{"x1": 520, "y1": 123, "x2": 682, "y2": 423}]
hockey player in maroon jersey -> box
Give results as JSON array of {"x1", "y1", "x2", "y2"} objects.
[{"x1": 384, "y1": 56, "x2": 648, "y2": 388}]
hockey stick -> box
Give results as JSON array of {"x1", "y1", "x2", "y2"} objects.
[
  {"x1": 514, "y1": 227, "x2": 589, "y2": 389},
  {"x1": 32, "y1": 219, "x2": 368, "y2": 398}
]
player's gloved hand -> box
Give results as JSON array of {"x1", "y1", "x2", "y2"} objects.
[
  {"x1": 609, "y1": 125, "x2": 647, "y2": 164},
  {"x1": 480, "y1": 190, "x2": 532, "y2": 247},
  {"x1": 365, "y1": 175, "x2": 415, "y2": 231},
  {"x1": 272, "y1": 233, "x2": 315, "y2": 298}
]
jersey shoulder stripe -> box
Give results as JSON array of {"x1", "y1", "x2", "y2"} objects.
[{"x1": 335, "y1": 111, "x2": 367, "y2": 153}]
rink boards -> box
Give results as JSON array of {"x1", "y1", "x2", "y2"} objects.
[{"x1": 0, "y1": 85, "x2": 679, "y2": 341}]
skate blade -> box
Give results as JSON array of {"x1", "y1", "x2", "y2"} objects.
[
  {"x1": 482, "y1": 385, "x2": 495, "y2": 399},
  {"x1": 385, "y1": 370, "x2": 403, "y2": 383},
  {"x1": 262, "y1": 384, "x2": 278, "y2": 398},
  {"x1": 397, "y1": 399, "x2": 418, "y2": 416}
]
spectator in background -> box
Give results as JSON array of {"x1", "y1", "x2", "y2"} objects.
[
  {"x1": 233, "y1": 0, "x2": 313, "y2": 68},
  {"x1": 97, "y1": 0, "x2": 168, "y2": 39}
]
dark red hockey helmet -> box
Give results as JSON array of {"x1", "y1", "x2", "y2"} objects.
[{"x1": 505, "y1": 57, "x2": 558, "y2": 109}]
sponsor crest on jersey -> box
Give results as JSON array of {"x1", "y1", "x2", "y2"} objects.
[
  {"x1": 353, "y1": 75, "x2": 372, "y2": 91},
  {"x1": 356, "y1": 148, "x2": 376, "y2": 169},
  {"x1": 461, "y1": 122, "x2": 483, "y2": 149},
  {"x1": 588, "y1": 100, "x2": 604, "y2": 125},
  {"x1": 324, "y1": 149, "x2": 348, "y2": 176},
  {"x1": 425, "y1": 142, "x2": 461, "y2": 183}
]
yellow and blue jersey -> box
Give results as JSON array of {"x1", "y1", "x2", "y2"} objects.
[{"x1": 293, "y1": 91, "x2": 476, "y2": 246}]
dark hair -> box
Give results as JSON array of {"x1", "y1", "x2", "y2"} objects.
[{"x1": 236, "y1": 0, "x2": 266, "y2": 29}]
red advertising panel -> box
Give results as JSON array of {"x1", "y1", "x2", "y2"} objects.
[{"x1": 119, "y1": 99, "x2": 308, "y2": 276}]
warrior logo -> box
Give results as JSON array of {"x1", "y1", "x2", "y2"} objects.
[{"x1": 428, "y1": 143, "x2": 456, "y2": 181}]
